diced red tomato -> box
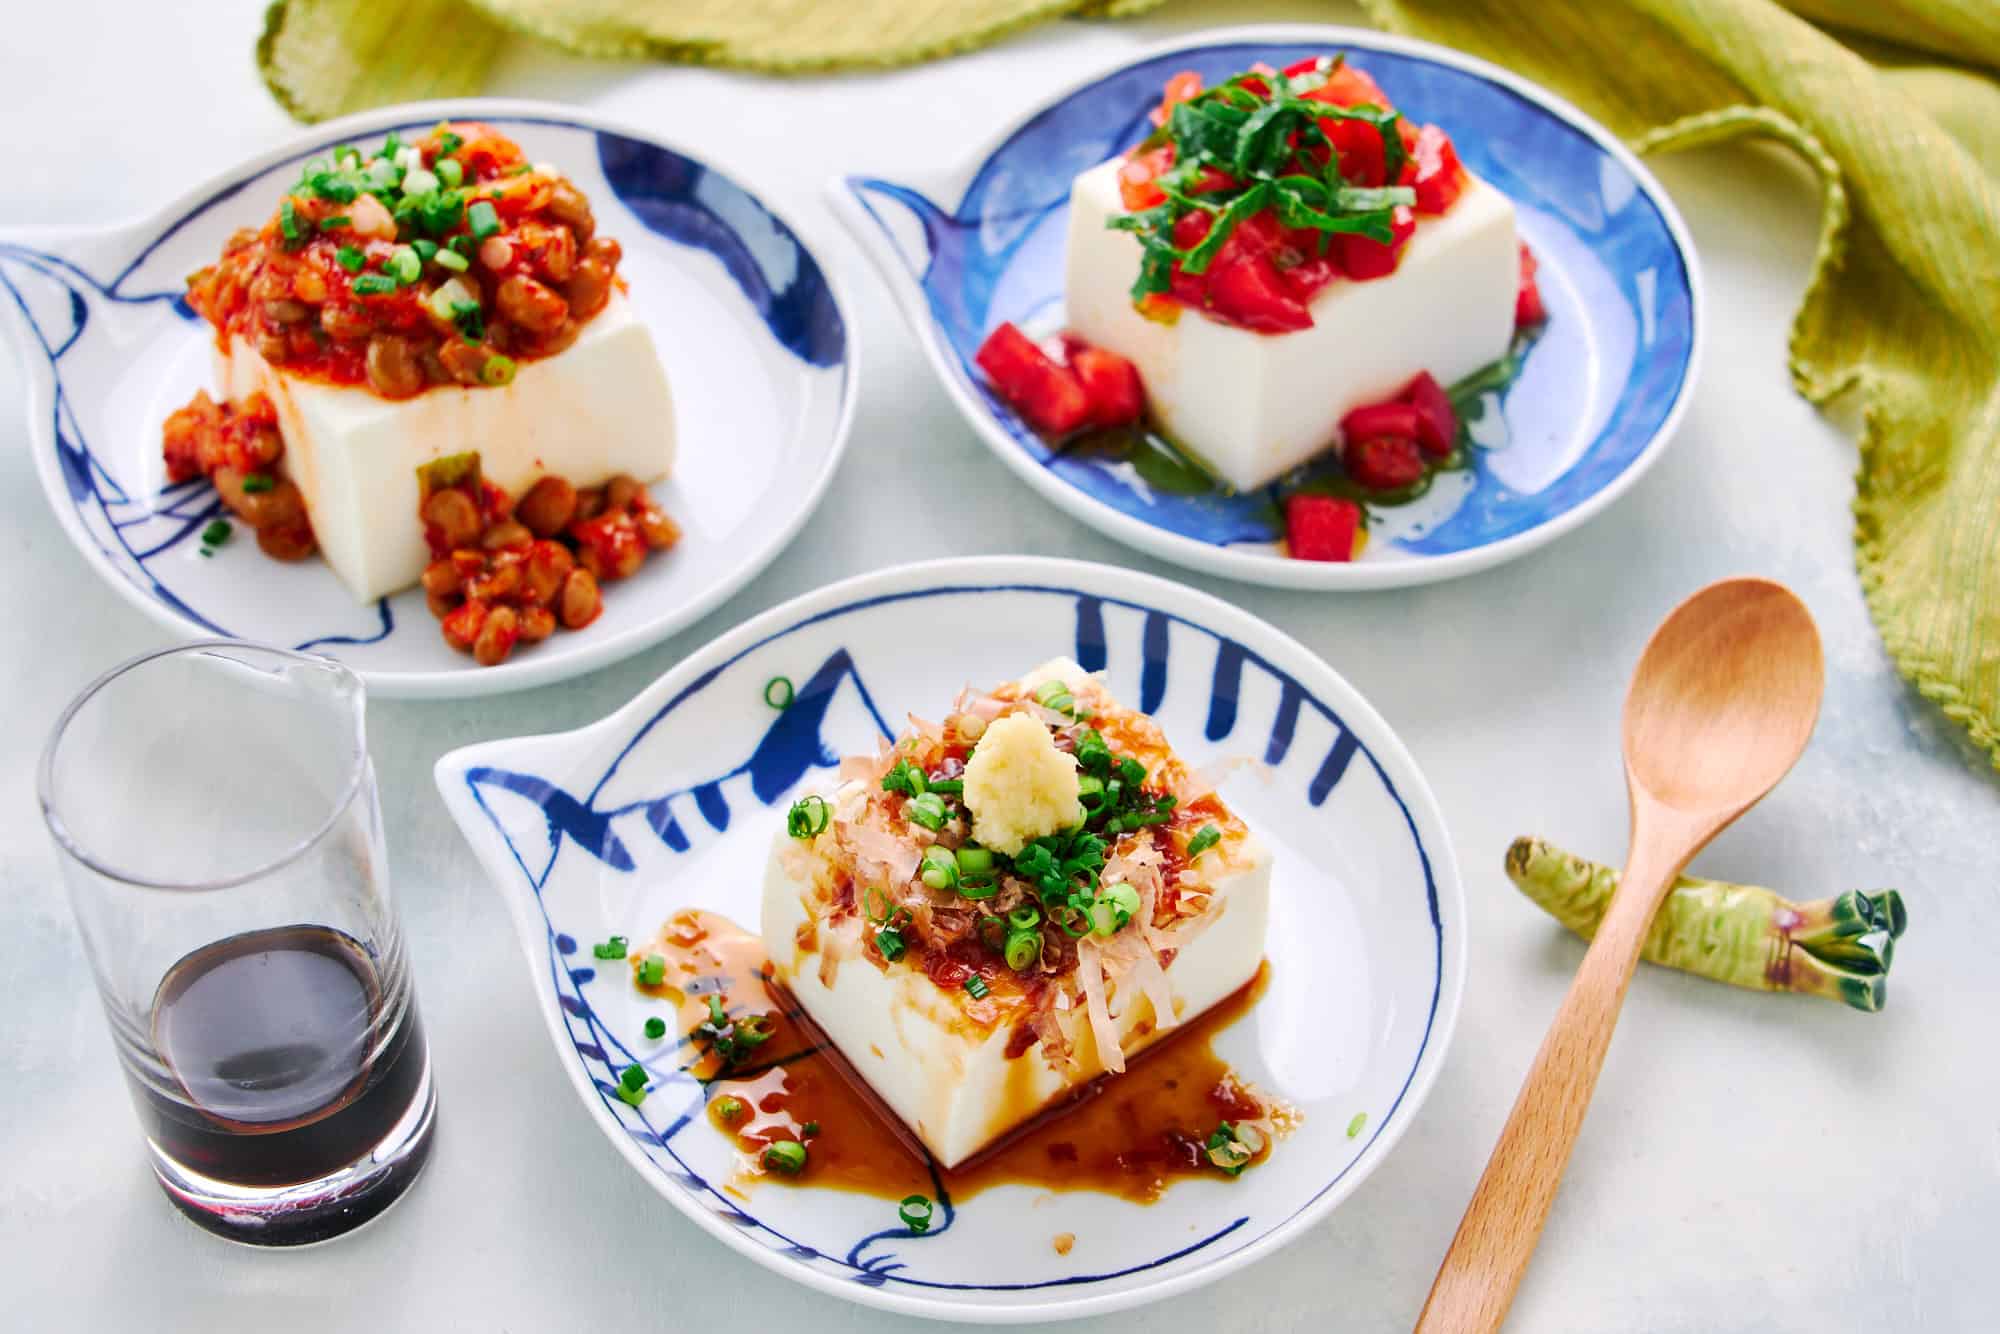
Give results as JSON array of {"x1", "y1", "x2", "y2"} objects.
[
  {"x1": 1302, "y1": 63, "x2": 1391, "y2": 110},
  {"x1": 1332, "y1": 205, "x2": 1415, "y2": 280},
  {"x1": 1398, "y1": 371, "x2": 1459, "y2": 458},
  {"x1": 1282, "y1": 56, "x2": 1328, "y2": 79},
  {"x1": 975, "y1": 322, "x2": 1091, "y2": 435},
  {"x1": 1171, "y1": 210, "x2": 1213, "y2": 250},
  {"x1": 1185, "y1": 165, "x2": 1238, "y2": 196},
  {"x1": 1515, "y1": 242, "x2": 1547, "y2": 327},
  {"x1": 1345, "y1": 434, "x2": 1426, "y2": 491},
  {"x1": 1237, "y1": 61, "x2": 1279, "y2": 98},
  {"x1": 1117, "y1": 147, "x2": 1173, "y2": 211},
  {"x1": 1151, "y1": 71, "x2": 1204, "y2": 127},
  {"x1": 1069, "y1": 345, "x2": 1145, "y2": 429},
  {"x1": 1341, "y1": 401, "x2": 1423, "y2": 444},
  {"x1": 1321, "y1": 116, "x2": 1389, "y2": 187},
  {"x1": 1410, "y1": 125, "x2": 1467, "y2": 216},
  {"x1": 1285, "y1": 494, "x2": 1362, "y2": 562},
  {"x1": 1277, "y1": 254, "x2": 1339, "y2": 303},
  {"x1": 1206, "y1": 250, "x2": 1313, "y2": 332}
]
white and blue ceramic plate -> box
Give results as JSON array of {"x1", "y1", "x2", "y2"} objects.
[
  {"x1": 829, "y1": 27, "x2": 1701, "y2": 590},
  {"x1": 0, "y1": 101, "x2": 856, "y2": 699},
  {"x1": 436, "y1": 556, "x2": 1465, "y2": 1323}
]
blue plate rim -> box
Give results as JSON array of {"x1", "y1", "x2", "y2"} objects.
[
  {"x1": 825, "y1": 23, "x2": 1705, "y2": 593},
  {"x1": 0, "y1": 98, "x2": 862, "y2": 700},
  {"x1": 434, "y1": 554, "x2": 1469, "y2": 1323}
]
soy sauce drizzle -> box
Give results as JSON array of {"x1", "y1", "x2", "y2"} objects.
[{"x1": 634, "y1": 910, "x2": 1282, "y2": 1206}]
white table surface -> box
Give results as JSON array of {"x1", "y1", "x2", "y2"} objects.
[{"x1": 4, "y1": 2, "x2": 1995, "y2": 1329}]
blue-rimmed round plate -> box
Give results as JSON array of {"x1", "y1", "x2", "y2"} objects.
[
  {"x1": 0, "y1": 100, "x2": 856, "y2": 698},
  {"x1": 435, "y1": 556, "x2": 1465, "y2": 1323},
  {"x1": 829, "y1": 27, "x2": 1700, "y2": 590}
]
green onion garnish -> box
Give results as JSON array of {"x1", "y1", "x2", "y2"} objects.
[
  {"x1": 1004, "y1": 928, "x2": 1041, "y2": 971},
  {"x1": 1102, "y1": 881, "x2": 1141, "y2": 930},
  {"x1": 639, "y1": 954, "x2": 666, "y2": 987},
  {"x1": 863, "y1": 886, "x2": 892, "y2": 924},
  {"x1": 335, "y1": 244, "x2": 367, "y2": 273},
  {"x1": 1187, "y1": 825, "x2": 1222, "y2": 859},
  {"x1": 381, "y1": 131, "x2": 403, "y2": 156},
  {"x1": 351, "y1": 274, "x2": 396, "y2": 296},
  {"x1": 786, "y1": 794, "x2": 830, "y2": 840},
  {"x1": 411, "y1": 238, "x2": 438, "y2": 262},
  {"x1": 801, "y1": 1120, "x2": 820, "y2": 1137},
  {"x1": 762, "y1": 1141, "x2": 807, "y2": 1175},
  {"x1": 450, "y1": 299, "x2": 485, "y2": 343},
  {"x1": 436, "y1": 157, "x2": 464, "y2": 189},
  {"x1": 906, "y1": 792, "x2": 948, "y2": 831},
  {"x1": 467, "y1": 199, "x2": 501, "y2": 240},
  {"x1": 419, "y1": 191, "x2": 465, "y2": 236},
  {"x1": 1347, "y1": 1112, "x2": 1367, "y2": 1139},
  {"x1": 1034, "y1": 679, "x2": 1076, "y2": 716},
  {"x1": 644, "y1": 1016, "x2": 667, "y2": 1040},
  {"x1": 385, "y1": 246, "x2": 422, "y2": 284},
  {"x1": 200, "y1": 519, "x2": 232, "y2": 547},
  {"x1": 964, "y1": 974, "x2": 990, "y2": 1000},
  {"x1": 240, "y1": 473, "x2": 276, "y2": 494},
  {"x1": 876, "y1": 927, "x2": 907, "y2": 962},
  {"x1": 479, "y1": 354, "x2": 517, "y2": 387},
  {"x1": 437, "y1": 129, "x2": 463, "y2": 155},
  {"x1": 278, "y1": 198, "x2": 303, "y2": 243},
  {"x1": 1007, "y1": 906, "x2": 1041, "y2": 931},
  {"x1": 319, "y1": 214, "x2": 351, "y2": 230},
  {"x1": 880, "y1": 759, "x2": 924, "y2": 797},
  {"x1": 619, "y1": 1063, "x2": 647, "y2": 1092},
  {"x1": 433, "y1": 247, "x2": 469, "y2": 272},
  {"x1": 898, "y1": 1194, "x2": 934, "y2": 1234},
  {"x1": 764, "y1": 676, "x2": 794, "y2": 709},
  {"x1": 919, "y1": 845, "x2": 959, "y2": 892},
  {"x1": 591, "y1": 935, "x2": 629, "y2": 960},
  {"x1": 926, "y1": 778, "x2": 964, "y2": 795},
  {"x1": 615, "y1": 1083, "x2": 647, "y2": 1108},
  {"x1": 956, "y1": 878, "x2": 998, "y2": 901},
  {"x1": 714, "y1": 1095, "x2": 745, "y2": 1122},
  {"x1": 954, "y1": 844, "x2": 994, "y2": 877}
]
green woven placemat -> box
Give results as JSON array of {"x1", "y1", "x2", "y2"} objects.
[{"x1": 257, "y1": 0, "x2": 2000, "y2": 772}]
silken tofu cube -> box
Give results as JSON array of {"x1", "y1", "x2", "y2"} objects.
[
  {"x1": 216, "y1": 289, "x2": 675, "y2": 602},
  {"x1": 760, "y1": 658, "x2": 1273, "y2": 1169},
  {"x1": 1063, "y1": 157, "x2": 1519, "y2": 492}
]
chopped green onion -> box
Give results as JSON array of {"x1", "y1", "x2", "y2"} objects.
[
  {"x1": 1347, "y1": 1112, "x2": 1368, "y2": 1139},
  {"x1": 437, "y1": 129, "x2": 464, "y2": 155},
  {"x1": 1102, "y1": 881, "x2": 1141, "y2": 929},
  {"x1": 433, "y1": 247, "x2": 469, "y2": 272},
  {"x1": 956, "y1": 877, "x2": 999, "y2": 901},
  {"x1": 1074, "y1": 729, "x2": 1111, "y2": 774},
  {"x1": 802, "y1": 1120, "x2": 820, "y2": 1137},
  {"x1": 419, "y1": 191, "x2": 465, "y2": 236},
  {"x1": 401, "y1": 166, "x2": 441, "y2": 198},
  {"x1": 1088, "y1": 898, "x2": 1120, "y2": 937},
  {"x1": 318, "y1": 214, "x2": 351, "y2": 230},
  {"x1": 1034, "y1": 679, "x2": 1075, "y2": 715},
  {"x1": 762, "y1": 1141, "x2": 808, "y2": 1175},
  {"x1": 880, "y1": 759, "x2": 922, "y2": 797},
  {"x1": 764, "y1": 676, "x2": 794, "y2": 709},
  {"x1": 1007, "y1": 906, "x2": 1041, "y2": 932},
  {"x1": 200, "y1": 519, "x2": 232, "y2": 547},
  {"x1": 451, "y1": 299, "x2": 486, "y2": 343},
  {"x1": 350, "y1": 274, "x2": 396, "y2": 296},
  {"x1": 385, "y1": 246, "x2": 422, "y2": 285},
  {"x1": 381, "y1": 131, "x2": 403, "y2": 156},
  {"x1": 411, "y1": 238, "x2": 438, "y2": 262},
  {"x1": 954, "y1": 844, "x2": 994, "y2": 877},
  {"x1": 361, "y1": 157, "x2": 400, "y2": 194},
  {"x1": 786, "y1": 794, "x2": 830, "y2": 840},
  {"x1": 906, "y1": 792, "x2": 948, "y2": 831},
  {"x1": 1004, "y1": 928, "x2": 1041, "y2": 971},
  {"x1": 964, "y1": 974, "x2": 990, "y2": 1001},
  {"x1": 1205, "y1": 1123, "x2": 1252, "y2": 1175},
  {"x1": 714, "y1": 1095, "x2": 745, "y2": 1122},
  {"x1": 240, "y1": 473, "x2": 276, "y2": 494},
  {"x1": 643, "y1": 1016, "x2": 667, "y2": 1040},
  {"x1": 926, "y1": 778, "x2": 965, "y2": 795},
  {"x1": 1077, "y1": 773, "x2": 1105, "y2": 808},
  {"x1": 335, "y1": 245, "x2": 367, "y2": 273},
  {"x1": 467, "y1": 199, "x2": 501, "y2": 240},
  {"x1": 615, "y1": 1083, "x2": 647, "y2": 1108},
  {"x1": 479, "y1": 354, "x2": 517, "y2": 387},
  {"x1": 876, "y1": 927, "x2": 907, "y2": 962},
  {"x1": 920, "y1": 845, "x2": 960, "y2": 892},
  {"x1": 436, "y1": 157, "x2": 464, "y2": 189},
  {"x1": 639, "y1": 954, "x2": 666, "y2": 987},
  {"x1": 705, "y1": 996, "x2": 727, "y2": 1028},
  {"x1": 619, "y1": 1063, "x2": 647, "y2": 1092},
  {"x1": 591, "y1": 935, "x2": 629, "y2": 960},
  {"x1": 278, "y1": 198, "x2": 303, "y2": 243},
  {"x1": 508, "y1": 162, "x2": 534, "y2": 176},
  {"x1": 1187, "y1": 825, "x2": 1222, "y2": 859},
  {"x1": 899, "y1": 1194, "x2": 934, "y2": 1234},
  {"x1": 863, "y1": 886, "x2": 892, "y2": 924}
]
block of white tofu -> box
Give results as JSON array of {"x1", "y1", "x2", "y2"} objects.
[
  {"x1": 761, "y1": 658, "x2": 1272, "y2": 1169},
  {"x1": 216, "y1": 289, "x2": 675, "y2": 602},
  {"x1": 1064, "y1": 156, "x2": 1517, "y2": 492}
]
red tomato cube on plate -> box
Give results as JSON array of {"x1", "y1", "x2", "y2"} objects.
[
  {"x1": 1516, "y1": 242, "x2": 1547, "y2": 327},
  {"x1": 1069, "y1": 346, "x2": 1144, "y2": 428},
  {"x1": 1285, "y1": 494, "x2": 1362, "y2": 562},
  {"x1": 1333, "y1": 205, "x2": 1415, "y2": 280},
  {"x1": 975, "y1": 322, "x2": 1090, "y2": 436},
  {"x1": 1340, "y1": 400, "x2": 1423, "y2": 444},
  {"x1": 1410, "y1": 125, "x2": 1467, "y2": 216},
  {"x1": 1397, "y1": 371, "x2": 1459, "y2": 458},
  {"x1": 1345, "y1": 434, "x2": 1427, "y2": 491}
]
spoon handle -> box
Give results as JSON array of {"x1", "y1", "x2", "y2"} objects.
[{"x1": 1413, "y1": 827, "x2": 1697, "y2": 1333}]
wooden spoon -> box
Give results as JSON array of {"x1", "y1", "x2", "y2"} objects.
[{"x1": 1415, "y1": 578, "x2": 1824, "y2": 1333}]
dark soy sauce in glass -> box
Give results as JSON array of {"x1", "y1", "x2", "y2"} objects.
[{"x1": 139, "y1": 925, "x2": 425, "y2": 1189}]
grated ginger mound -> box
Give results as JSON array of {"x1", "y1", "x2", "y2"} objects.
[{"x1": 961, "y1": 712, "x2": 1082, "y2": 856}]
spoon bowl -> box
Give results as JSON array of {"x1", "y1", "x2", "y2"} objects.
[{"x1": 1623, "y1": 579, "x2": 1824, "y2": 815}]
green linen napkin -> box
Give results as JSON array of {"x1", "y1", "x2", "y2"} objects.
[{"x1": 257, "y1": 0, "x2": 2000, "y2": 770}]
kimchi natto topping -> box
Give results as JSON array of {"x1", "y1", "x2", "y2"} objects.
[
  {"x1": 184, "y1": 121, "x2": 625, "y2": 400},
  {"x1": 780, "y1": 671, "x2": 1256, "y2": 1076}
]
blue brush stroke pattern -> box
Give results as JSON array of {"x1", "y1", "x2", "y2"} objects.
[
  {"x1": 844, "y1": 39, "x2": 1695, "y2": 557},
  {"x1": 457, "y1": 581, "x2": 1446, "y2": 1296}
]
